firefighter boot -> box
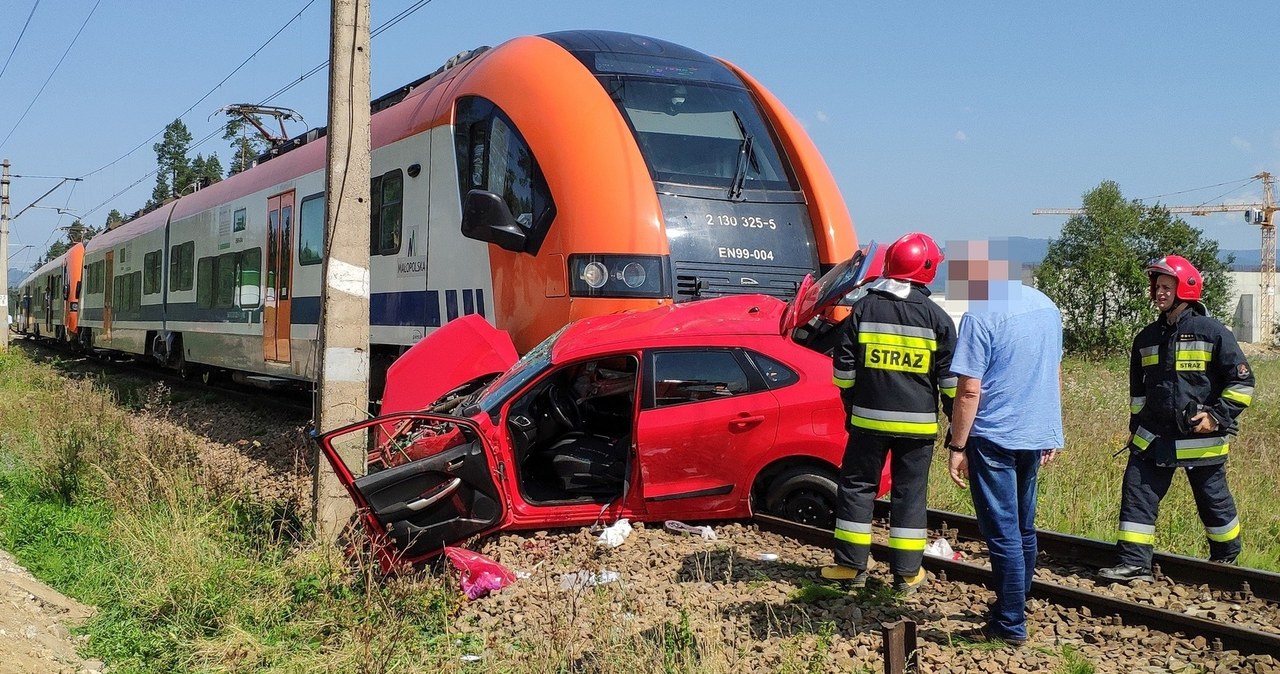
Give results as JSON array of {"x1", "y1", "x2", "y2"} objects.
[
  {"x1": 1097, "y1": 564, "x2": 1154, "y2": 583},
  {"x1": 893, "y1": 568, "x2": 927, "y2": 594},
  {"x1": 820, "y1": 565, "x2": 869, "y2": 588}
]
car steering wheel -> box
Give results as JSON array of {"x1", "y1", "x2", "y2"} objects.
[{"x1": 547, "y1": 384, "x2": 582, "y2": 430}]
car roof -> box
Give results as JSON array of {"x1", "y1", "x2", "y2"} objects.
[{"x1": 552, "y1": 294, "x2": 787, "y2": 360}]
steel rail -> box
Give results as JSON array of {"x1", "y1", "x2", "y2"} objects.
[
  {"x1": 754, "y1": 514, "x2": 1280, "y2": 658},
  {"x1": 871, "y1": 503, "x2": 1280, "y2": 602}
]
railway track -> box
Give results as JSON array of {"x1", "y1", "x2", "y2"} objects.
[
  {"x1": 756, "y1": 513, "x2": 1280, "y2": 658},
  {"x1": 16, "y1": 337, "x2": 314, "y2": 416},
  {"x1": 885, "y1": 502, "x2": 1280, "y2": 602}
]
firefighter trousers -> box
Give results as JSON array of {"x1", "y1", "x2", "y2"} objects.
[
  {"x1": 834, "y1": 430, "x2": 933, "y2": 576},
  {"x1": 1116, "y1": 453, "x2": 1241, "y2": 569}
]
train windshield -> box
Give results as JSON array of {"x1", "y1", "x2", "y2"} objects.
[{"x1": 600, "y1": 75, "x2": 798, "y2": 194}]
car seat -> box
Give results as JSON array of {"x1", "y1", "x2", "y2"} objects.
[{"x1": 546, "y1": 432, "x2": 628, "y2": 496}]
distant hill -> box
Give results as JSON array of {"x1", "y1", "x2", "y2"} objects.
[
  {"x1": 7, "y1": 268, "x2": 30, "y2": 289},
  {"x1": 1221, "y1": 249, "x2": 1260, "y2": 271}
]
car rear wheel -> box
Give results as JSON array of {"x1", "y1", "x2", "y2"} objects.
[{"x1": 763, "y1": 467, "x2": 837, "y2": 529}]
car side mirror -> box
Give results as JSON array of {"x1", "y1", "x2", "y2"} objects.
[{"x1": 461, "y1": 189, "x2": 528, "y2": 253}]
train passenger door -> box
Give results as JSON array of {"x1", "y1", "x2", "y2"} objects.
[
  {"x1": 264, "y1": 191, "x2": 295, "y2": 363},
  {"x1": 43, "y1": 276, "x2": 54, "y2": 333},
  {"x1": 103, "y1": 252, "x2": 114, "y2": 340}
]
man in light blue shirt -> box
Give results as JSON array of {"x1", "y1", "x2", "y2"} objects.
[{"x1": 945, "y1": 241, "x2": 1064, "y2": 646}]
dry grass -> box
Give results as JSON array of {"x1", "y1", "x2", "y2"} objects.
[{"x1": 928, "y1": 355, "x2": 1280, "y2": 571}]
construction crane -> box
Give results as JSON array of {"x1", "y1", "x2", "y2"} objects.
[{"x1": 1034, "y1": 171, "x2": 1277, "y2": 341}]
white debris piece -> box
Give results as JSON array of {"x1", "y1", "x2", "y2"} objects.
[
  {"x1": 595, "y1": 518, "x2": 634, "y2": 548},
  {"x1": 664, "y1": 520, "x2": 717, "y2": 541}
]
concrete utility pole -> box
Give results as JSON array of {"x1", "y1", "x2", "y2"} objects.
[
  {"x1": 1, "y1": 160, "x2": 11, "y2": 351},
  {"x1": 314, "y1": 0, "x2": 372, "y2": 539}
]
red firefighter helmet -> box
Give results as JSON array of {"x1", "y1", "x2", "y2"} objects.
[
  {"x1": 884, "y1": 232, "x2": 944, "y2": 285},
  {"x1": 1146, "y1": 255, "x2": 1202, "y2": 302}
]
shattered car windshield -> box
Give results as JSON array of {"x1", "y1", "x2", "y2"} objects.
[{"x1": 475, "y1": 325, "x2": 568, "y2": 411}]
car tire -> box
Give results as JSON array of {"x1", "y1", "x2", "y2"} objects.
[{"x1": 763, "y1": 467, "x2": 837, "y2": 529}]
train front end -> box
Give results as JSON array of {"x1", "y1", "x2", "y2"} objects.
[{"x1": 543, "y1": 31, "x2": 855, "y2": 304}]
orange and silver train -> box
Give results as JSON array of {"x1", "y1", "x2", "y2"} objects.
[
  {"x1": 16, "y1": 30, "x2": 856, "y2": 391},
  {"x1": 15, "y1": 242, "x2": 84, "y2": 342}
]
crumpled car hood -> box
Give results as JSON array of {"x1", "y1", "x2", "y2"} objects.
[{"x1": 380, "y1": 314, "x2": 518, "y2": 415}]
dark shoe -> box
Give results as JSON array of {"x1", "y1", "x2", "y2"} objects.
[
  {"x1": 1209, "y1": 556, "x2": 1238, "y2": 565},
  {"x1": 957, "y1": 626, "x2": 1026, "y2": 647},
  {"x1": 893, "y1": 568, "x2": 927, "y2": 594},
  {"x1": 1097, "y1": 564, "x2": 1154, "y2": 583},
  {"x1": 820, "y1": 564, "x2": 869, "y2": 588}
]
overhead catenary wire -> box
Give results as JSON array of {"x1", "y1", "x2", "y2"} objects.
[
  {"x1": 0, "y1": 0, "x2": 41, "y2": 84},
  {"x1": 76, "y1": 0, "x2": 319, "y2": 181},
  {"x1": 72, "y1": 0, "x2": 437, "y2": 223},
  {"x1": 0, "y1": 0, "x2": 100, "y2": 154}
]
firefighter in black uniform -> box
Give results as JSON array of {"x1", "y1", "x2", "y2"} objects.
[
  {"x1": 821, "y1": 232, "x2": 956, "y2": 593},
  {"x1": 1099, "y1": 255, "x2": 1254, "y2": 583}
]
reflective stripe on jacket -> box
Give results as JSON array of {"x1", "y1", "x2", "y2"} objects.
[
  {"x1": 1128, "y1": 305, "x2": 1254, "y2": 467},
  {"x1": 834, "y1": 284, "x2": 957, "y2": 438}
]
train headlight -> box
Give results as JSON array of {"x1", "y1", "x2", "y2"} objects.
[
  {"x1": 568, "y1": 254, "x2": 670, "y2": 298},
  {"x1": 580, "y1": 262, "x2": 608, "y2": 289},
  {"x1": 620, "y1": 262, "x2": 646, "y2": 288}
]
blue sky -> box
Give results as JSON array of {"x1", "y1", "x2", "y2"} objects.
[{"x1": 3, "y1": 1, "x2": 1279, "y2": 273}]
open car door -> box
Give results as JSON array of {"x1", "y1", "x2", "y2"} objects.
[{"x1": 315, "y1": 412, "x2": 506, "y2": 572}]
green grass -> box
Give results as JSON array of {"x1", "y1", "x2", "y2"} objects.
[
  {"x1": 3, "y1": 347, "x2": 1276, "y2": 673},
  {"x1": 928, "y1": 355, "x2": 1280, "y2": 571},
  {"x1": 1058, "y1": 645, "x2": 1096, "y2": 674}
]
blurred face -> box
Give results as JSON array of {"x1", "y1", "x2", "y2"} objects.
[{"x1": 1152, "y1": 275, "x2": 1178, "y2": 312}]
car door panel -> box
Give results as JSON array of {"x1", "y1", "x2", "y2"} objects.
[
  {"x1": 636, "y1": 348, "x2": 780, "y2": 518},
  {"x1": 315, "y1": 413, "x2": 505, "y2": 570}
]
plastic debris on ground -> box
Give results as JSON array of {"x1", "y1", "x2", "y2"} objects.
[
  {"x1": 664, "y1": 520, "x2": 717, "y2": 541},
  {"x1": 595, "y1": 518, "x2": 633, "y2": 548},
  {"x1": 443, "y1": 546, "x2": 518, "y2": 599},
  {"x1": 757, "y1": 553, "x2": 779, "y2": 562},
  {"x1": 923, "y1": 537, "x2": 963, "y2": 560},
  {"x1": 560, "y1": 570, "x2": 621, "y2": 590}
]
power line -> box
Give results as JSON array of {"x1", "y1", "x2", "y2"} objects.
[
  {"x1": 74, "y1": 0, "x2": 436, "y2": 219},
  {"x1": 259, "y1": 0, "x2": 434, "y2": 106},
  {"x1": 0, "y1": 0, "x2": 100, "y2": 153},
  {"x1": 76, "y1": 0, "x2": 318, "y2": 180},
  {"x1": 0, "y1": 0, "x2": 41, "y2": 84}
]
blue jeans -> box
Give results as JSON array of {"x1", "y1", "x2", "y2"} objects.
[{"x1": 966, "y1": 435, "x2": 1042, "y2": 640}]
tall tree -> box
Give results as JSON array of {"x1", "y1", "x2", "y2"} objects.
[
  {"x1": 191, "y1": 153, "x2": 224, "y2": 188},
  {"x1": 105, "y1": 209, "x2": 124, "y2": 229},
  {"x1": 1035, "y1": 181, "x2": 1233, "y2": 356},
  {"x1": 153, "y1": 118, "x2": 194, "y2": 200},
  {"x1": 148, "y1": 173, "x2": 170, "y2": 210},
  {"x1": 223, "y1": 118, "x2": 265, "y2": 176},
  {"x1": 32, "y1": 220, "x2": 97, "y2": 269}
]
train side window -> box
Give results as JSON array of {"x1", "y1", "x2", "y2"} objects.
[
  {"x1": 453, "y1": 96, "x2": 555, "y2": 254},
  {"x1": 298, "y1": 193, "x2": 325, "y2": 265},
  {"x1": 169, "y1": 242, "x2": 194, "y2": 292},
  {"x1": 196, "y1": 257, "x2": 215, "y2": 309},
  {"x1": 86, "y1": 261, "x2": 103, "y2": 294},
  {"x1": 369, "y1": 170, "x2": 402, "y2": 255},
  {"x1": 143, "y1": 251, "x2": 162, "y2": 295},
  {"x1": 215, "y1": 253, "x2": 237, "y2": 309},
  {"x1": 237, "y1": 248, "x2": 262, "y2": 308},
  {"x1": 128, "y1": 271, "x2": 142, "y2": 313}
]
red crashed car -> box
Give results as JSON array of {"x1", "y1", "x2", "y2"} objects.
[{"x1": 316, "y1": 246, "x2": 888, "y2": 570}]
